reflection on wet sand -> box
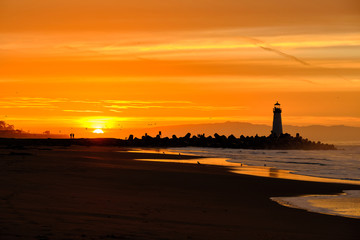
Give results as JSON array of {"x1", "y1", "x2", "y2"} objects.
[
  {"x1": 232, "y1": 166, "x2": 360, "y2": 185},
  {"x1": 269, "y1": 168, "x2": 279, "y2": 178},
  {"x1": 132, "y1": 149, "x2": 360, "y2": 186},
  {"x1": 133, "y1": 149, "x2": 360, "y2": 220}
]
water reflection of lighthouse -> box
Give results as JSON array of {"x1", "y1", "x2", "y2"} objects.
[{"x1": 272, "y1": 102, "x2": 283, "y2": 136}]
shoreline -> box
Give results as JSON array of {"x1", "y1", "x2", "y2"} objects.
[
  {"x1": 132, "y1": 148, "x2": 360, "y2": 220},
  {"x1": 130, "y1": 147, "x2": 360, "y2": 186},
  {"x1": 271, "y1": 190, "x2": 360, "y2": 220},
  {"x1": 1, "y1": 145, "x2": 360, "y2": 239},
  {"x1": 0, "y1": 135, "x2": 336, "y2": 150}
]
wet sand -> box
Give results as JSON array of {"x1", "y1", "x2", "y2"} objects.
[{"x1": 1, "y1": 146, "x2": 360, "y2": 240}]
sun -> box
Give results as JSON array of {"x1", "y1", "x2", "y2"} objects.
[{"x1": 93, "y1": 128, "x2": 104, "y2": 134}]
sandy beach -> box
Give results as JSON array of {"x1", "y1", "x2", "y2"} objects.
[{"x1": 1, "y1": 145, "x2": 360, "y2": 240}]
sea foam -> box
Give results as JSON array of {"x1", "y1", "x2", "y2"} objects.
[{"x1": 271, "y1": 190, "x2": 360, "y2": 219}]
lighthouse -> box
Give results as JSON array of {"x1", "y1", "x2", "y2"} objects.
[{"x1": 272, "y1": 102, "x2": 283, "y2": 136}]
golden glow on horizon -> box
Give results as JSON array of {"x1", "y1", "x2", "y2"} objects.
[
  {"x1": 93, "y1": 129, "x2": 104, "y2": 134},
  {"x1": 77, "y1": 116, "x2": 129, "y2": 130},
  {"x1": 1, "y1": 0, "x2": 359, "y2": 137}
]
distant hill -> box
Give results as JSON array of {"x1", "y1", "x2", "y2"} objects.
[
  {"x1": 116, "y1": 122, "x2": 360, "y2": 144},
  {"x1": 0, "y1": 130, "x2": 66, "y2": 139},
  {"x1": 0, "y1": 121, "x2": 66, "y2": 139},
  {"x1": 284, "y1": 125, "x2": 360, "y2": 144}
]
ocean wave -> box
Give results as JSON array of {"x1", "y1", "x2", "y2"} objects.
[
  {"x1": 263, "y1": 159, "x2": 326, "y2": 166},
  {"x1": 287, "y1": 157, "x2": 330, "y2": 161}
]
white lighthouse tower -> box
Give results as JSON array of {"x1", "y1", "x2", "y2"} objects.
[{"x1": 272, "y1": 102, "x2": 283, "y2": 136}]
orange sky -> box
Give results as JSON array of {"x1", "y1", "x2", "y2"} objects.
[{"x1": 1, "y1": 0, "x2": 360, "y2": 137}]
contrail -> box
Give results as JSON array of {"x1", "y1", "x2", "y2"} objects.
[
  {"x1": 258, "y1": 46, "x2": 310, "y2": 66},
  {"x1": 242, "y1": 36, "x2": 311, "y2": 66},
  {"x1": 242, "y1": 36, "x2": 350, "y2": 82}
]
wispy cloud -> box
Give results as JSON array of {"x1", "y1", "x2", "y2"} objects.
[
  {"x1": 0, "y1": 97, "x2": 65, "y2": 109},
  {"x1": 0, "y1": 105, "x2": 57, "y2": 109},
  {"x1": 63, "y1": 110, "x2": 102, "y2": 113},
  {"x1": 109, "y1": 109, "x2": 123, "y2": 113},
  {"x1": 103, "y1": 100, "x2": 192, "y2": 104},
  {"x1": 70, "y1": 100, "x2": 102, "y2": 104},
  {"x1": 2, "y1": 30, "x2": 359, "y2": 59},
  {"x1": 105, "y1": 104, "x2": 246, "y2": 111}
]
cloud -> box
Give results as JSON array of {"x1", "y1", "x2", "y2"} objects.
[
  {"x1": 109, "y1": 109, "x2": 123, "y2": 113},
  {"x1": 0, "y1": 97, "x2": 68, "y2": 109},
  {"x1": 0, "y1": 79, "x2": 22, "y2": 82},
  {"x1": 1, "y1": 0, "x2": 358, "y2": 32},
  {"x1": 105, "y1": 104, "x2": 246, "y2": 111},
  {"x1": 63, "y1": 110, "x2": 102, "y2": 113},
  {"x1": 70, "y1": 100, "x2": 102, "y2": 104},
  {"x1": 103, "y1": 100, "x2": 192, "y2": 104}
]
